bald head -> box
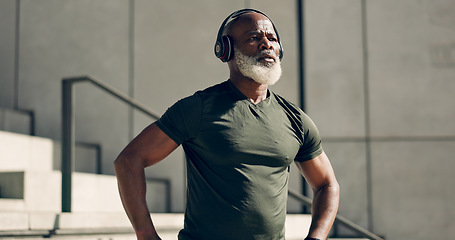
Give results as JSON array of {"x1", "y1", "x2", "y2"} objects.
[
  {"x1": 214, "y1": 9, "x2": 283, "y2": 65},
  {"x1": 223, "y1": 12, "x2": 275, "y2": 40}
]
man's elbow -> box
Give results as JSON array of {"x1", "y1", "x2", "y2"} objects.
[
  {"x1": 332, "y1": 180, "x2": 340, "y2": 199},
  {"x1": 325, "y1": 179, "x2": 340, "y2": 205},
  {"x1": 317, "y1": 179, "x2": 340, "y2": 198},
  {"x1": 328, "y1": 178, "x2": 340, "y2": 195},
  {"x1": 114, "y1": 151, "x2": 143, "y2": 174},
  {"x1": 113, "y1": 154, "x2": 128, "y2": 175}
]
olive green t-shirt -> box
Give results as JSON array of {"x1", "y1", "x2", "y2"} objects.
[{"x1": 156, "y1": 80, "x2": 322, "y2": 240}]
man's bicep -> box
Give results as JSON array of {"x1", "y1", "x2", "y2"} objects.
[
  {"x1": 294, "y1": 151, "x2": 336, "y2": 191},
  {"x1": 121, "y1": 122, "x2": 179, "y2": 167}
]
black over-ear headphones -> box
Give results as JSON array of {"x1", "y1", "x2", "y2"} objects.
[{"x1": 214, "y1": 8, "x2": 283, "y2": 62}]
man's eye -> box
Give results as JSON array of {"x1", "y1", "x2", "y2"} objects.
[{"x1": 268, "y1": 38, "x2": 277, "y2": 42}]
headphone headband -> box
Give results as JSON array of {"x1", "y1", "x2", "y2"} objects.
[{"x1": 214, "y1": 9, "x2": 283, "y2": 62}]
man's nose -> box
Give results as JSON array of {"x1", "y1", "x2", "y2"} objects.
[{"x1": 259, "y1": 37, "x2": 274, "y2": 50}]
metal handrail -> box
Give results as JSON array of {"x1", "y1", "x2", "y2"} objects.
[
  {"x1": 61, "y1": 76, "x2": 162, "y2": 212},
  {"x1": 288, "y1": 188, "x2": 384, "y2": 240}
]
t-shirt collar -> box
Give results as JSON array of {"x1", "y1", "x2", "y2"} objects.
[{"x1": 226, "y1": 79, "x2": 273, "y2": 106}]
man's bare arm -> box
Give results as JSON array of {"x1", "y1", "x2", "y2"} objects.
[
  {"x1": 114, "y1": 122, "x2": 178, "y2": 240},
  {"x1": 295, "y1": 151, "x2": 340, "y2": 239}
]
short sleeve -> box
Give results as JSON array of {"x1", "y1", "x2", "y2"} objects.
[
  {"x1": 294, "y1": 113, "x2": 323, "y2": 162},
  {"x1": 155, "y1": 93, "x2": 202, "y2": 145}
]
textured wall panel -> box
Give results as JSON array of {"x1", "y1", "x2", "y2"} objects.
[
  {"x1": 19, "y1": 0, "x2": 130, "y2": 174},
  {"x1": 367, "y1": 1, "x2": 455, "y2": 137},
  {"x1": 371, "y1": 141, "x2": 455, "y2": 239},
  {"x1": 324, "y1": 141, "x2": 369, "y2": 234},
  {"x1": 305, "y1": 1, "x2": 366, "y2": 138},
  {"x1": 0, "y1": 0, "x2": 16, "y2": 108}
]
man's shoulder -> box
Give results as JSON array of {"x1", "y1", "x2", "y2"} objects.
[
  {"x1": 196, "y1": 80, "x2": 231, "y2": 97},
  {"x1": 176, "y1": 81, "x2": 228, "y2": 104},
  {"x1": 271, "y1": 92, "x2": 304, "y2": 115},
  {"x1": 172, "y1": 81, "x2": 233, "y2": 113}
]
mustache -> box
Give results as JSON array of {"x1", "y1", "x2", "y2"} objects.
[{"x1": 256, "y1": 50, "x2": 278, "y2": 61}]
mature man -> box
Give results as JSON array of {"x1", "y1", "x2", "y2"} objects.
[{"x1": 114, "y1": 9, "x2": 339, "y2": 240}]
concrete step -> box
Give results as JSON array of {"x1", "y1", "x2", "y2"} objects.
[
  {"x1": 0, "y1": 130, "x2": 168, "y2": 213},
  {"x1": 0, "y1": 212, "x2": 368, "y2": 240},
  {"x1": 0, "y1": 170, "x2": 167, "y2": 213}
]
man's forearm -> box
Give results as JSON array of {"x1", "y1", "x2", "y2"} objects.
[
  {"x1": 114, "y1": 156, "x2": 161, "y2": 240},
  {"x1": 307, "y1": 182, "x2": 340, "y2": 239}
]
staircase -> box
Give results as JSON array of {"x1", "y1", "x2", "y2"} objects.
[{"x1": 0, "y1": 130, "x2": 368, "y2": 240}]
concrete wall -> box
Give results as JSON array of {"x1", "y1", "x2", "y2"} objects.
[
  {"x1": 305, "y1": 1, "x2": 455, "y2": 239},
  {"x1": 1, "y1": 0, "x2": 455, "y2": 239}
]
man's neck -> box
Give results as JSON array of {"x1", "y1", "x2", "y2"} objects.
[{"x1": 229, "y1": 77, "x2": 268, "y2": 104}]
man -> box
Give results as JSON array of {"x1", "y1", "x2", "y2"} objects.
[{"x1": 115, "y1": 9, "x2": 339, "y2": 240}]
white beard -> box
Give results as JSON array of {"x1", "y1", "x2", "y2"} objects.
[{"x1": 233, "y1": 47, "x2": 282, "y2": 85}]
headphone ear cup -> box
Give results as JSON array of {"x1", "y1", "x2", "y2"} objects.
[
  {"x1": 214, "y1": 39, "x2": 224, "y2": 59},
  {"x1": 222, "y1": 36, "x2": 233, "y2": 62},
  {"x1": 215, "y1": 35, "x2": 233, "y2": 62}
]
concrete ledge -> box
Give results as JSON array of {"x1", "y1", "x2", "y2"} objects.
[
  {"x1": 0, "y1": 199, "x2": 25, "y2": 212},
  {"x1": 57, "y1": 213, "x2": 132, "y2": 230},
  {"x1": 30, "y1": 213, "x2": 58, "y2": 230},
  {"x1": 0, "y1": 212, "x2": 184, "y2": 231},
  {"x1": 0, "y1": 212, "x2": 58, "y2": 231},
  {"x1": 0, "y1": 213, "x2": 28, "y2": 231},
  {"x1": 151, "y1": 213, "x2": 184, "y2": 229},
  {"x1": 0, "y1": 170, "x2": 167, "y2": 213},
  {"x1": 0, "y1": 130, "x2": 54, "y2": 172},
  {"x1": 285, "y1": 214, "x2": 312, "y2": 240},
  {"x1": 0, "y1": 212, "x2": 182, "y2": 239},
  {"x1": 53, "y1": 228, "x2": 134, "y2": 235},
  {"x1": 0, "y1": 230, "x2": 51, "y2": 238}
]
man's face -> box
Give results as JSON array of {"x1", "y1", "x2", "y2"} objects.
[
  {"x1": 228, "y1": 13, "x2": 281, "y2": 63},
  {"x1": 228, "y1": 13, "x2": 282, "y2": 85}
]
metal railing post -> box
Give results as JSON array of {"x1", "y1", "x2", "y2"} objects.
[
  {"x1": 61, "y1": 76, "x2": 162, "y2": 213},
  {"x1": 62, "y1": 79, "x2": 75, "y2": 212}
]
